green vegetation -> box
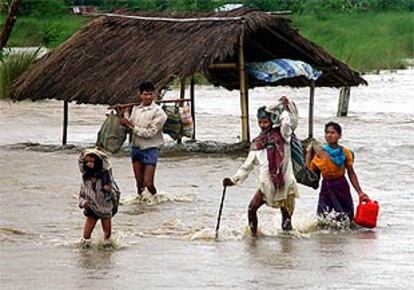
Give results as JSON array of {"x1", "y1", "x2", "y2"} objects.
[
  {"x1": 0, "y1": 0, "x2": 412, "y2": 71},
  {"x1": 292, "y1": 12, "x2": 414, "y2": 71},
  {"x1": 0, "y1": 50, "x2": 38, "y2": 99},
  {"x1": 1, "y1": 0, "x2": 412, "y2": 14},
  {"x1": 17, "y1": 0, "x2": 67, "y2": 15},
  {"x1": 0, "y1": 14, "x2": 88, "y2": 47},
  {"x1": 79, "y1": 0, "x2": 414, "y2": 13}
]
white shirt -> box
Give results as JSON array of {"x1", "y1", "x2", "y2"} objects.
[
  {"x1": 128, "y1": 101, "x2": 167, "y2": 150},
  {"x1": 232, "y1": 111, "x2": 299, "y2": 207}
]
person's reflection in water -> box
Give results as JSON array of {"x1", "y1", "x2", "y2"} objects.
[
  {"x1": 246, "y1": 237, "x2": 297, "y2": 270},
  {"x1": 76, "y1": 249, "x2": 116, "y2": 288},
  {"x1": 357, "y1": 230, "x2": 377, "y2": 240},
  {"x1": 279, "y1": 237, "x2": 294, "y2": 255},
  {"x1": 315, "y1": 233, "x2": 351, "y2": 260}
]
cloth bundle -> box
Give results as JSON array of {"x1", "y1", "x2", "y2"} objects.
[
  {"x1": 179, "y1": 105, "x2": 193, "y2": 138},
  {"x1": 247, "y1": 58, "x2": 322, "y2": 83},
  {"x1": 291, "y1": 134, "x2": 320, "y2": 189},
  {"x1": 162, "y1": 104, "x2": 194, "y2": 140},
  {"x1": 162, "y1": 105, "x2": 182, "y2": 140},
  {"x1": 267, "y1": 97, "x2": 320, "y2": 189},
  {"x1": 96, "y1": 111, "x2": 128, "y2": 153},
  {"x1": 266, "y1": 99, "x2": 299, "y2": 130}
]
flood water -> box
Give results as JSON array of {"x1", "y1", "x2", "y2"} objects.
[{"x1": 1, "y1": 69, "x2": 413, "y2": 289}]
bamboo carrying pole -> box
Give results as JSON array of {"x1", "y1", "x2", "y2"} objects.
[
  {"x1": 61, "y1": 91, "x2": 194, "y2": 146},
  {"x1": 62, "y1": 101, "x2": 69, "y2": 145},
  {"x1": 238, "y1": 20, "x2": 250, "y2": 143},
  {"x1": 108, "y1": 98, "x2": 192, "y2": 109},
  {"x1": 308, "y1": 81, "x2": 315, "y2": 139},
  {"x1": 177, "y1": 79, "x2": 186, "y2": 144},
  {"x1": 86, "y1": 12, "x2": 244, "y2": 23},
  {"x1": 190, "y1": 76, "x2": 196, "y2": 140}
]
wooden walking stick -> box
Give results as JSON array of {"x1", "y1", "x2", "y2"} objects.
[{"x1": 215, "y1": 185, "x2": 227, "y2": 240}]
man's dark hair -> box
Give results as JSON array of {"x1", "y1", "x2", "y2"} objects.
[
  {"x1": 325, "y1": 121, "x2": 342, "y2": 135},
  {"x1": 139, "y1": 81, "x2": 155, "y2": 93}
]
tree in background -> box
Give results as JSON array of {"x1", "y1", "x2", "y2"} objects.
[{"x1": 0, "y1": 0, "x2": 19, "y2": 49}]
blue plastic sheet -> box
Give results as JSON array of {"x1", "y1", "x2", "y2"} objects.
[{"x1": 246, "y1": 58, "x2": 322, "y2": 83}]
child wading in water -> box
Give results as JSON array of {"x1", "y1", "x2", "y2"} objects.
[
  {"x1": 223, "y1": 97, "x2": 299, "y2": 236},
  {"x1": 306, "y1": 121, "x2": 370, "y2": 222},
  {"x1": 78, "y1": 148, "x2": 120, "y2": 248}
]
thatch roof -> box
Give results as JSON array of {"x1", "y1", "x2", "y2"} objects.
[{"x1": 11, "y1": 8, "x2": 367, "y2": 105}]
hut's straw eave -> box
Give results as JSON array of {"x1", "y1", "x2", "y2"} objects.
[{"x1": 10, "y1": 8, "x2": 366, "y2": 105}]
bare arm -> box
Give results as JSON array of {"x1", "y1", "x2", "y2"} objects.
[
  {"x1": 346, "y1": 164, "x2": 369, "y2": 201},
  {"x1": 120, "y1": 106, "x2": 137, "y2": 130},
  {"x1": 305, "y1": 144, "x2": 315, "y2": 170},
  {"x1": 224, "y1": 151, "x2": 256, "y2": 186}
]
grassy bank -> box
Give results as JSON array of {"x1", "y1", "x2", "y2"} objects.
[
  {"x1": 292, "y1": 12, "x2": 413, "y2": 71},
  {"x1": 0, "y1": 14, "x2": 88, "y2": 48},
  {"x1": 1, "y1": 12, "x2": 413, "y2": 71},
  {"x1": 0, "y1": 51, "x2": 38, "y2": 99}
]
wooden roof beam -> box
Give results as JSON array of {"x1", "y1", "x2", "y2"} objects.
[
  {"x1": 208, "y1": 63, "x2": 237, "y2": 70},
  {"x1": 84, "y1": 12, "x2": 244, "y2": 23}
]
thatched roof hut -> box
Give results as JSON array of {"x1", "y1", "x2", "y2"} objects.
[
  {"x1": 10, "y1": 7, "x2": 367, "y2": 143},
  {"x1": 11, "y1": 7, "x2": 366, "y2": 105}
]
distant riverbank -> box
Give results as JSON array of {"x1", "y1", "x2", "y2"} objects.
[
  {"x1": 291, "y1": 12, "x2": 413, "y2": 71},
  {"x1": 1, "y1": 12, "x2": 413, "y2": 72}
]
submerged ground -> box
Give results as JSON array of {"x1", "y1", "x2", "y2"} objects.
[{"x1": 1, "y1": 69, "x2": 413, "y2": 289}]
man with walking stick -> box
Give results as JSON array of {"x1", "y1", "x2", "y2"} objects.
[{"x1": 222, "y1": 97, "x2": 299, "y2": 236}]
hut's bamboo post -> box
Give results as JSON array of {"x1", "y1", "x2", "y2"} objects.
[
  {"x1": 180, "y1": 79, "x2": 186, "y2": 101},
  {"x1": 308, "y1": 81, "x2": 315, "y2": 139},
  {"x1": 337, "y1": 87, "x2": 350, "y2": 117},
  {"x1": 190, "y1": 76, "x2": 196, "y2": 140},
  {"x1": 62, "y1": 101, "x2": 68, "y2": 145},
  {"x1": 238, "y1": 19, "x2": 250, "y2": 143},
  {"x1": 177, "y1": 79, "x2": 186, "y2": 144}
]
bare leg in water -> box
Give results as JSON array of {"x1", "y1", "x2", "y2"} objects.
[
  {"x1": 101, "y1": 218, "x2": 111, "y2": 240},
  {"x1": 143, "y1": 165, "x2": 157, "y2": 195},
  {"x1": 280, "y1": 207, "x2": 293, "y2": 231},
  {"x1": 83, "y1": 216, "x2": 98, "y2": 239},
  {"x1": 248, "y1": 190, "x2": 266, "y2": 237},
  {"x1": 132, "y1": 160, "x2": 145, "y2": 195}
]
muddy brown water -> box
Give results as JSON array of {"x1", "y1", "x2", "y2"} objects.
[{"x1": 1, "y1": 70, "x2": 413, "y2": 289}]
